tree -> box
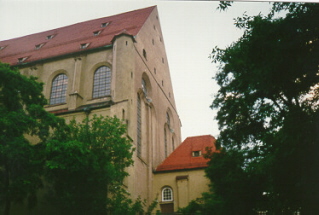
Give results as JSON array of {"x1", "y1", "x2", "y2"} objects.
[
  {"x1": 45, "y1": 115, "x2": 146, "y2": 215},
  {"x1": 0, "y1": 62, "x2": 62, "y2": 215},
  {"x1": 205, "y1": 2, "x2": 319, "y2": 214},
  {"x1": 180, "y1": 148, "x2": 269, "y2": 215}
]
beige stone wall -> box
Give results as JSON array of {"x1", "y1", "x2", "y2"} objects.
[
  {"x1": 15, "y1": 7, "x2": 182, "y2": 211},
  {"x1": 153, "y1": 169, "x2": 210, "y2": 213},
  {"x1": 133, "y1": 7, "x2": 182, "y2": 166}
]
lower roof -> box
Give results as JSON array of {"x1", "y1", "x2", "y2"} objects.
[{"x1": 155, "y1": 135, "x2": 216, "y2": 172}]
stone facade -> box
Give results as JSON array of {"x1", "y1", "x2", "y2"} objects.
[
  {"x1": 0, "y1": 6, "x2": 182, "y2": 212},
  {"x1": 0, "y1": 6, "x2": 218, "y2": 214}
]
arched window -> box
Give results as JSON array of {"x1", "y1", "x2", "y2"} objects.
[
  {"x1": 50, "y1": 74, "x2": 68, "y2": 105},
  {"x1": 172, "y1": 137, "x2": 175, "y2": 151},
  {"x1": 162, "y1": 187, "x2": 173, "y2": 202},
  {"x1": 141, "y1": 74, "x2": 152, "y2": 97},
  {"x1": 92, "y1": 66, "x2": 111, "y2": 98},
  {"x1": 142, "y1": 78, "x2": 147, "y2": 95},
  {"x1": 164, "y1": 128, "x2": 168, "y2": 158},
  {"x1": 137, "y1": 95, "x2": 142, "y2": 157},
  {"x1": 166, "y1": 112, "x2": 170, "y2": 126}
]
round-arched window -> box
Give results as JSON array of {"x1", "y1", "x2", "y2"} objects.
[
  {"x1": 162, "y1": 187, "x2": 173, "y2": 202},
  {"x1": 92, "y1": 66, "x2": 111, "y2": 98},
  {"x1": 50, "y1": 74, "x2": 68, "y2": 105}
]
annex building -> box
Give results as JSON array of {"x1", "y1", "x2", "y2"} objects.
[
  {"x1": 0, "y1": 6, "x2": 216, "y2": 214},
  {"x1": 154, "y1": 135, "x2": 216, "y2": 213}
]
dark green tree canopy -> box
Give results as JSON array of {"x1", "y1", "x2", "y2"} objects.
[
  {"x1": 0, "y1": 62, "x2": 62, "y2": 215},
  {"x1": 201, "y1": 2, "x2": 319, "y2": 214},
  {"x1": 45, "y1": 115, "x2": 144, "y2": 215},
  {"x1": 211, "y1": 3, "x2": 319, "y2": 148}
]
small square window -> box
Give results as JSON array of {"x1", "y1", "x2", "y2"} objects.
[
  {"x1": 143, "y1": 49, "x2": 147, "y2": 60},
  {"x1": 192, "y1": 151, "x2": 201, "y2": 157}
]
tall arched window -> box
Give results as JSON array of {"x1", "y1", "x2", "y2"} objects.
[
  {"x1": 172, "y1": 137, "x2": 175, "y2": 151},
  {"x1": 164, "y1": 128, "x2": 168, "y2": 158},
  {"x1": 92, "y1": 66, "x2": 111, "y2": 98},
  {"x1": 50, "y1": 74, "x2": 68, "y2": 105},
  {"x1": 166, "y1": 112, "x2": 170, "y2": 127},
  {"x1": 162, "y1": 187, "x2": 173, "y2": 202},
  {"x1": 137, "y1": 95, "x2": 142, "y2": 157},
  {"x1": 142, "y1": 78, "x2": 147, "y2": 95}
]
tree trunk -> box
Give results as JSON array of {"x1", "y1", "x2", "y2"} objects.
[{"x1": 4, "y1": 198, "x2": 11, "y2": 215}]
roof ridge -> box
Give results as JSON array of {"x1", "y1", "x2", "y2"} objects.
[
  {"x1": 185, "y1": 134, "x2": 214, "y2": 139},
  {"x1": 0, "y1": 6, "x2": 156, "y2": 43}
]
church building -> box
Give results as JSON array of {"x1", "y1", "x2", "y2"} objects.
[{"x1": 0, "y1": 6, "x2": 215, "y2": 214}]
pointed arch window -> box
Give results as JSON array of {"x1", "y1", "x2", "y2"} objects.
[
  {"x1": 172, "y1": 137, "x2": 175, "y2": 151},
  {"x1": 162, "y1": 187, "x2": 173, "y2": 202},
  {"x1": 166, "y1": 112, "x2": 170, "y2": 126},
  {"x1": 50, "y1": 74, "x2": 68, "y2": 105},
  {"x1": 93, "y1": 66, "x2": 111, "y2": 98},
  {"x1": 164, "y1": 128, "x2": 168, "y2": 158},
  {"x1": 137, "y1": 95, "x2": 142, "y2": 157}
]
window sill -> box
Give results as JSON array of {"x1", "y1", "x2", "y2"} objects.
[
  {"x1": 45, "y1": 102, "x2": 67, "y2": 108},
  {"x1": 160, "y1": 201, "x2": 174, "y2": 204},
  {"x1": 88, "y1": 95, "x2": 111, "y2": 101}
]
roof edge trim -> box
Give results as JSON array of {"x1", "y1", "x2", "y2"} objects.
[
  {"x1": 153, "y1": 166, "x2": 207, "y2": 174},
  {"x1": 12, "y1": 44, "x2": 113, "y2": 67}
]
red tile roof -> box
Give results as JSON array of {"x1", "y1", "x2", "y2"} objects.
[
  {"x1": 0, "y1": 6, "x2": 156, "y2": 66},
  {"x1": 156, "y1": 135, "x2": 216, "y2": 172}
]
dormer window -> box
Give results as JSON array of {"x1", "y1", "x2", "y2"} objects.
[
  {"x1": 192, "y1": 151, "x2": 201, "y2": 157},
  {"x1": 93, "y1": 30, "x2": 101, "y2": 36},
  {"x1": 0, "y1": 46, "x2": 7, "y2": 51},
  {"x1": 46, "y1": 34, "x2": 55, "y2": 40},
  {"x1": 80, "y1": 43, "x2": 90, "y2": 49},
  {"x1": 35, "y1": 43, "x2": 45, "y2": 50},
  {"x1": 101, "y1": 22, "x2": 109, "y2": 27},
  {"x1": 17, "y1": 57, "x2": 28, "y2": 63}
]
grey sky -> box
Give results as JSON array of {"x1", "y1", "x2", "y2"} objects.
[{"x1": 0, "y1": 0, "x2": 274, "y2": 140}]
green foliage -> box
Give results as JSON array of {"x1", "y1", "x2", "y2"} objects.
[
  {"x1": 197, "y1": 3, "x2": 319, "y2": 215},
  {"x1": 107, "y1": 186, "x2": 145, "y2": 215},
  {"x1": 216, "y1": 1, "x2": 233, "y2": 11},
  {"x1": 178, "y1": 199, "x2": 203, "y2": 215},
  {"x1": 0, "y1": 62, "x2": 62, "y2": 215},
  {"x1": 146, "y1": 196, "x2": 159, "y2": 215},
  {"x1": 44, "y1": 115, "x2": 143, "y2": 215}
]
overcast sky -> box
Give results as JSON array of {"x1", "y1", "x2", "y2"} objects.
[{"x1": 0, "y1": 0, "x2": 276, "y2": 140}]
